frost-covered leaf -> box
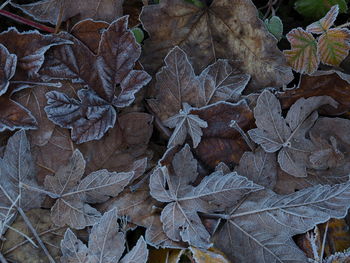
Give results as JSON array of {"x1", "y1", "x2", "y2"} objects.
[
  {"x1": 147, "y1": 46, "x2": 201, "y2": 121},
  {"x1": 140, "y1": 0, "x2": 293, "y2": 91},
  {"x1": 44, "y1": 149, "x2": 134, "y2": 229},
  {"x1": 284, "y1": 28, "x2": 319, "y2": 74},
  {"x1": 149, "y1": 144, "x2": 262, "y2": 248},
  {"x1": 60, "y1": 229, "x2": 89, "y2": 263},
  {"x1": 119, "y1": 236, "x2": 148, "y2": 263},
  {"x1": 61, "y1": 209, "x2": 149, "y2": 263},
  {"x1": 0, "y1": 130, "x2": 44, "y2": 211},
  {"x1": 306, "y1": 5, "x2": 339, "y2": 34},
  {"x1": 0, "y1": 44, "x2": 16, "y2": 96},
  {"x1": 11, "y1": 0, "x2": 123, "y2": 25},
  {"x1": 191, "y1": 100, "x2": 255, "y2": 169},
  {"x1": 295, "y1": 0, "x2": 347, "y2": 19},
  {"x1": 248, "y1": 90, "x2": 338, "y2": 177},
  {"x1": 149, "y1": 47, "x2": 249, "y2": 124},
  {"x1": 0, "y1": 28, "x2": 70, "y2": 78},
  {"x1": 190, "y1": 247, "x2": 231, "y2": 263},
  {"x1": 42, "y1": 16, "x2": 150, "y2": 143},
  {"x1": 88, "y1": 209, "x2": 125, "y2": 263},
  {"x1": 198, "y1": 59, "x2": 250, "y2": 106},
  {"x1": 0, "y1": 95, "x2": 37, "y2": 131},
  {"x1": 318, "y1": 28, "x2": 350, "y2": 66},
  {"x1": 235, "y1": 147, "x2": 277, "y2": 189},
  {"x1": 45, "y1": 89, "x2": 116, "y2": 144},
  {"x1": 78, "y1": 112, "x2": 153, "y2": 174},
  {"x1": 214, "y1": 181, "x2": 350, "y2": 262},
  {"x1": 164, "y1": 103, "x2": 208, "y2": 148}
]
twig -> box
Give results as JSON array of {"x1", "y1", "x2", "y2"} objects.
[
  {"x1": 320, "y1": 222, "x2": 329, "y2": 262},
  {"x1": 0, "y1": 10, "x2": 55, "y2": 33},
  {"x1": 0, "y1": 252, "x2": 8, "y2": 263},
  {"x1": 0, "y1": 185, "x2": 56, "y2": 263},
  {"x1": 0, "y1": 0, "x2": 11, "y2": 10},
  {"x1": 5, "y1": 224, "x2": 38, "y2": 248},
  {"x1": 4, "y1": 227, "x2": 63, "y2": 255}
]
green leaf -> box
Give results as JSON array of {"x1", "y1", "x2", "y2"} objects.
[
  {"x1": 132, "y1": 28, "x2": 144, "y2": 44},
  {"x1": 294, "y1": 0, "x2": 347, "y2": 19},
  {"x1": 265, "y1": 16, "x2": 283, "y2": 41},
  {"x1": 283, "y1": 27, "x2": 319, "y2": 74}
]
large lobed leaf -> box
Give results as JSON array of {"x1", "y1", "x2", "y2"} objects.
[
  {"x1": 140, "y1": 0, "x2": 293, "y2": 91},
  {"x1": 60, "y1": 208, "x2": 149, "y2": 263},
  {"x1": 248, "y1": 90, "x2": 338, "y2": 177},
  {"x1": 149, "y1": 144, "x2": 262, "y2": 248},
  {"x1": 43, "y1": 16, "x2": 151, "y2": 143},
  {"x1": 44, "y1": 149, "x2": 135, "y2": 229},
  {"x1": 214, "y1": 181, "x2": 350, "y2": 262}
]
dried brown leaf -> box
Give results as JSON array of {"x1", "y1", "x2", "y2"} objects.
[{"x1": 140, "y1": 0, "x2": 293, "y2": 91}]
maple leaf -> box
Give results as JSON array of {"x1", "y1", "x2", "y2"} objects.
[
  {"x1": 43, "y1": 16, "x2": 151, "y2": 143},
  {"x1": 0, "y1": 130, "x2": 45, "y2": 212},
  {"x1": 0, "y1": 29, "x2": 69, "y2": 132},
  {"x1": 11, "y1": 0, "x2": 123, "y2": 25},
  {"x1": 44, "y1": 149, "x2": 135, "y2": 229},
  {"x1": 213, "y1": 182, "x2": 350, "y2": 262},
  {"x1": 164, "y1": 103, "x2": 208, "y2": 148},
  {"x1": 234, "y1": 147, "x2": 278, "y2": 189},
  {"x1": 149, "y1": 144, "x2": 262, "y2": 248},
  {"x1": 149, "y1": 45, "x2": 250, "y2": 122},
  {"x1": 60, "y1": 208, "x2": 149, "y2": 263},
  {"x1": 140, "y1": 0, "x2": 293, "y2": 91},
  {"x1": 78, "y1": 112, "x2": 153, "y2": 174},
  {"x1": 248, "y1": 90, "x2": 338, "y2": 177}
]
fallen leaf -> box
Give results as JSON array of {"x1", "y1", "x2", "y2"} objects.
[
  {"x1": 42, "y1": 16, "x2": 151, "y2": 143},
  {"x1": 278, "y1": 71, "x2": 350, "y2": 115},
  {"x1": 235, "y1": 147, "x2": 277, "y2": 189},
  {"x1": 0, "y1": 44, "x2": 16, "y2": 96},
  {"x1": 61, "y1": 209, "x2": 148, "y2": 263},
  {"x1": 248, "y1": 90, "x2": 338, "y2": 177},
  {"x1": 149, "y1": 144, "x2": 262, "y2": 248},
  {"x1": 283, "y1": 28, "x2": 319, "y2": 74},
  {"x1": 0, "y1": 130, "x2": 45, "y2": 211},
  {"x1": 214, "y1": 182, "x2": 350, "y2": 262},
  {"x1": 2, "y1": 208, "x2": 66, "y2": 262},
  {"x1": 190, "y1": 247, "x2": 231, "y2": 263},
  {"x1": 44, "y1": 149, "x2": 134, "y2": 229},
  {"x1": 191, "y1": 100, "x2": 255, "y2": 169},
  {"x1": 78, "y1": 112, "x2": 153, "y2": 174},
  {"x1": 140, "y1": 0, "x2": 293, "y2": 91},
  {"x1": 11, "y1": 0, "x2": 124, "y2": 25},
  {"x1": 164, "y1": 103, "x2": 208, "y2": 148}
]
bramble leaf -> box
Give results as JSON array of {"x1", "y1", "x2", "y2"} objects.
[
  {"x1": 295, "y1": 0, "x2": 347, "y2": 19},
  {"x1": 283, "y1": 28, "x2": 319, "y2": 74},
  {"x1": 306, "y1": 5, "x2": 339, "y2": 34}
]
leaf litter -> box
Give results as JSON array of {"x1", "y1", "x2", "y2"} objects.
[{"x1": 2, "y1": 1, "x2": 350, "y2": 263}]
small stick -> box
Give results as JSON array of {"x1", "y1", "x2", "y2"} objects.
[{"x1": 0, "y1": 10, "x2": 55, "y2": 33}]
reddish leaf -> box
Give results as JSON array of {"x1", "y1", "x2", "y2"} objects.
[
  {"x1": 284, "y1": 27, "x2": 319, "y2": 74},
  {"x1": 277, "y1": 71, "x2": 350, "y2": 115},
  {"x1": 191, "y1": 100, "x2": 255, "y2": 169},
  {"x1": 0, "y1": 44, "x2": 16, "y2": 96},
  {"x1": 41, "y1": 16, "x2": 151, "y2": 143},
  {"x1": 11, "y1": 0, "x2": 124, "y2": 25},
  {"x1": 306, "y1": 5, "x2": 339, "y2": 34}
]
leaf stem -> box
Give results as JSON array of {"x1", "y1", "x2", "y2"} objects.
[
  {"x1": 11, "y1": 81, "x2": 62, "y2": 88},
  {"x1": 230, "y1": 120, "x2": 255, "y2": 151},
  {"x1": 20, "y1": 183, "x2": 60, "y2": 199},
  {"x1": 198, "y1": 212, "x2": 229, "y2": 220},
  {"x1": 336, "y1": 22, "x2": 350, "y2": 29},
  {"x1": 0, "y1": 9, "x2": 55, "y2": 33}
]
